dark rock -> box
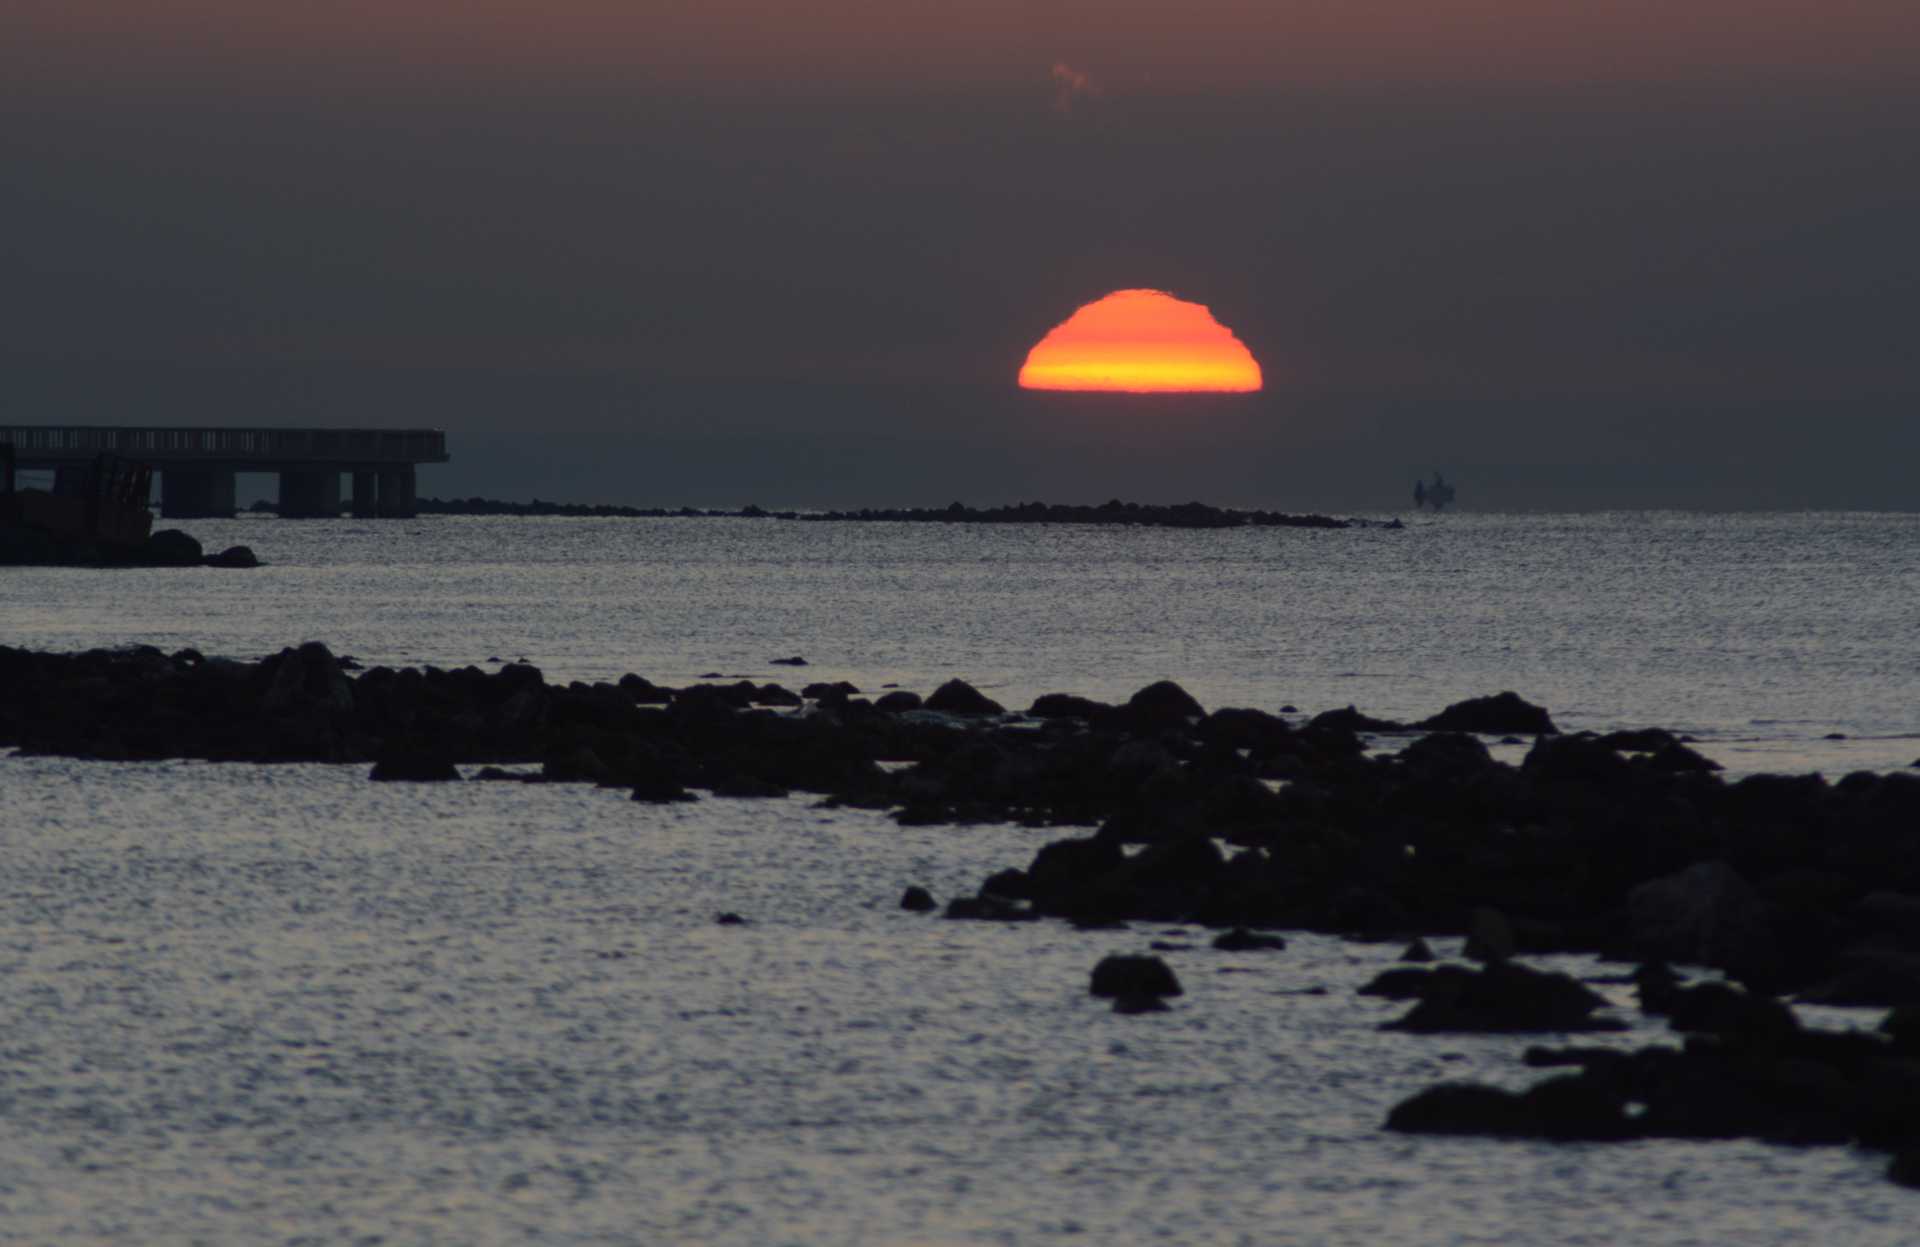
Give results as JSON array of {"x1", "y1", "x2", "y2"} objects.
[
  {"x1": 1384, "y1": 1083, "x2": 1535, "y2": 1136},
  {"x1": 1890, "y1": 1151, "x2": 1920, "y2": 1189},
  {"x1": 1634, "y1": 962, "x2": 1683, "y2": 1014},
  {"x1": 715, "y1": 912, "x2": 748, "y2": 925},
  {"x1": 1386, "y1": 1076, "x2": 1636, "y2": 1141},
  {"x1": 1400, "y1": 937, "x2": 1437, "y2": 963},
  {"x1": 924, "y1": 679, "x2": 1004, "y2": 716},
  {"x1": 753, "y1": 684, "x2": 802, "y2": 707},
  {"x1": 803, "y1": 680, "x2": 861, "y2": 701},
  {"x1": 542, "y1": 744, "x2": 612, "y2": 783},
  {"x1": 1464, "y1": 908, "x2": 1517, "y2": 963},
  {"x1": 1113, "y1": 993, "x2": 1171, "y2": 1014},
  {"x1": 1797, "y1": 951, "x2": 1920, "y2": 1008},
  {"x1": 1029, "y1": 692, "x2": 1112, "y2": 719},
  {"x1": 899, "y1": 885, "x2": 937, "y2": 912},
  {"x1": 874, "y1": 690, "x2": 923, "y2": 713},
  {"x1": 1645, "y1": 741, "x2": 1722, "y2": 772},
  {"x1": 1664, "y1": 981, "x2": 1800, "y2": 1041},
  {"x1": 631, "y1": 776, "x2": 698, "y2": 802},
  {"x1": 1308, "y1": 705, "x2": 1403, "y2": 734},
  {"x1": 370, "y1": 745, "x2": 460, "y2": 782},
  {"x1": 1420, "y1": 691, "x2": 1557, "y2": 735},
  {"x1": 708, "y1": 773, "x2": 789, "y2": 798},
  {"x1": 1089, "y1": 954, "x2": 1183, "y2": 998},
  {"x1": 1382, "y1": 961, "x2": 1623, "y2": 1033},
  {"x1": 1598, "y1": 727, "x2": 1680, "y2": 752},
  {"x1": 618, "y1": 673, "x2": 673, "y2": 704},
  {"x1": 1627, "y1": 861, "x2": 1774, "y2": 976},
  {"x1": 1212, "y1": 927, "x2": 1287, "y2": 952},
  {"x1": 1127, "y1": 680, "x2": 1206, "y2": 729},
  {"x1": 980, "y1": 868, "x2": 1032, "y2": 899},
  {"x1": 144, "y1": 528, "x2": 204, "y2": 566},
  {"x1": 204, "y1": 544, "x2": 259, "y2": 568},
  {"x1": 770, "y1": 656, "x2": 808, "y2": 666},
  {"x1": 1359, "y1": 964, "x2": 1475, "y2": 1000}
]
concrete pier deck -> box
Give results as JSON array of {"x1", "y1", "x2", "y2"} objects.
[{"x1": 0, "y1": 427, "x2": 449, "y2": 518}]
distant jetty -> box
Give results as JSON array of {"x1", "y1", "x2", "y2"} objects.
[{"x1": 414, "y1": 496, "x2": 1384, "y2": 530}]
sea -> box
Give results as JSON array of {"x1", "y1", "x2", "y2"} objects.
[{"x1": 2, "y1": 510, "x2": 1918, "y2": 1245}]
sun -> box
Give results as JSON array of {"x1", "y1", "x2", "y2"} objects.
[{"x1": 1018, "y1": 289, "x2": 1263, "y2": 393}]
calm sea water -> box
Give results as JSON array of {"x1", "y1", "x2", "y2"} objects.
[{"x1": 3, "y1": 511, "x2": 1918, "y2": 1244}]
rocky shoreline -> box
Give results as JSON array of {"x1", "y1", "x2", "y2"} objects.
[
  {"x1": 413, "y1": 496, "x2": 1378, "y2": 530},
  {"x1": 5, "y1": 642, "x2": 1917, "y2": 1185}
]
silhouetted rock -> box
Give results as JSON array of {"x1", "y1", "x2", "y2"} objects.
[
  {"x1": 899, "y1": 885, "x2": 937, "y2": 912},
  {"x1": 143, "y1": 529, "x2": 204, "y2": 566},
  {"x1": 1400, "y1": 937, "x2": 1437, "y2": 963},
  {"x1": 1382, "y1": 961, "x2": 1622, "y2": 1033},
  {"x1": 874, "y1": 690, "x2": 923, "y2": 713},
  {"x1": 1420, "y1": 692, "x2": 1557, "y2": 735},
  {"x1": 924, "y1": 679, "x2": 1004, "y2": 716},
  {"x1": 1308, "y1": 705, "x2": 1403, "y2": 734},
  {"x1": 370, "y1": 745, "x2": 460, "y2": 782},
  {"x1": 1029, "y1": 692, "x2": 1111, "y2": 719},
  {"x1": 1127, "y1": 680, "x2": 1206, "y2": 729},
  {"x1": 1212, "y1": 928, "x2": 1287, "y2": 952},
  {"x1": 205, "y1": 544, "x2": 259, "y2": 568},
  {"x1": 715, "y1": 912, "x2": 748, "y2": 925},
  {"x1": 770, "y1": 656, "x2": 808, "y2": 666},
  {"x1": 1386, "y1": 1076, "x2": 1635, "y2": 1141},
  {"x1": 1089, "y1": 954, "x2": 1183, "y2": 998},
  {"x1": 1464, "y1": 908, "x2": 1517, "y2": 963},
  {"x1": 1627, "y1": 861, "x2": 1774, "y2": 976}
]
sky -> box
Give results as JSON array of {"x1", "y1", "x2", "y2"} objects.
[{"x1": 5, "y1": 1, "x2": 1918, "y2": 509}]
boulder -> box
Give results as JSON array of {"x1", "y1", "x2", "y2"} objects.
[
  {"x1": 1127, "y1": 680, "x2": 1206, "y2": 729},
  {"x1": 370, "y1": 745, "x2": 460, "y2": 782},
  {"x1": 1029, "y1": 692, "x2": 1111, "y2": 719},
  {"x1": 1308, "y1": 705, "x2": 1403, "y2": 734},
  {"x1": 1385, "y1": 1076, "x2": 1635, "y2": 1141},
  {"x1": 899, "y1": 885, "x2": 937, "y2": 912},
  {"x1": 1089, "y1": 954, "x2": 1183, "y2": 999},
  {"x1": 1420, "y1": 691, "x2": 1557, "y2": 735},
  {"x1": 143, "y1": 528, "x2": 204, "y2": 566},
  {"x1": 873, "y1": 690, "x2": 923, "y2": 713},
  {"x1": 924, "y1": 679, "x2": 1004, "y2": 716},
  {"x1": 1212, "y1": 927, "x2": 1287, "y2": 952},
  {"x1": 1382, "y1": 961, "x2": 1623, "y2": 1033},
  {"x1": 1464, "y1": 907, "x2": 1517, "y2": 963},
  {"x1": 204, "y1": 544, "x2": 259, "y2": 568},
  {"x1": 1627, "y1": 860, "x2": 1774, "y2": 974},
  {"x1": 1400, "y1": 937, "x2": 1437, "y2": 963}
]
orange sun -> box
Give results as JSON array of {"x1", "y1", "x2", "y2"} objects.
[{"x1": 1018, "y1": 288, "x2": 1263, "y2": 393}]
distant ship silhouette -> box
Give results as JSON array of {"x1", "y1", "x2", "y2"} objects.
[{"x1": 1412, "y1": 472, "x2": 1455, "y2": 511}]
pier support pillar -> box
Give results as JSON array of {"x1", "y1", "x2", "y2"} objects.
[
  {"x1": 279, "y1": 469, "x2": 342, "y2": 518},
  {"x1": 377, "y1": 466, "x2": 417, "y2": 518},
  {"x1": 351, "y1": 471, "x2": 380, "y2": 518},
  {"x1": 159, "y1": 469, "x2": 236, "y2": 518},
  {"x1": 54, "y1": 466, "x2": 91, "y2": 497}
]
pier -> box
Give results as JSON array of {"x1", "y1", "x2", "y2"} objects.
[{"x1": 0, "y1": 426, "x2": 448, "y2": 518}]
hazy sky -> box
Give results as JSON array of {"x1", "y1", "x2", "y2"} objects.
[{"x1": 5, "y1": 2, "x2": 1917, "y2": 508}]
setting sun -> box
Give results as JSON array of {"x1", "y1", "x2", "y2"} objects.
[{"x1": 1018, "y1": 289, "x2": 1263, "y2": 393}]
